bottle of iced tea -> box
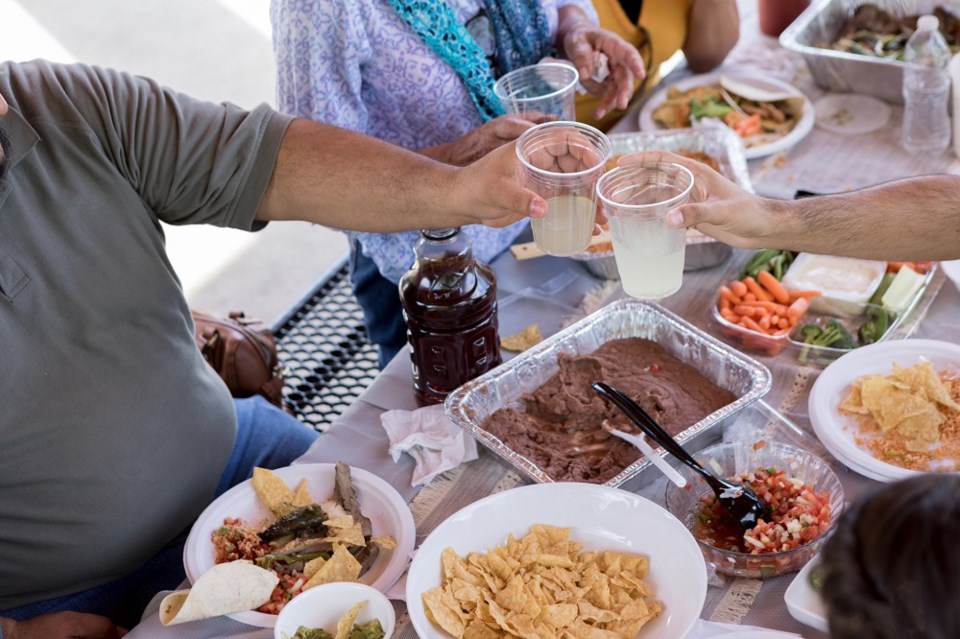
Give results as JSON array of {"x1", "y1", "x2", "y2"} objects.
[{"x1": 399, "y1": 228, "x2": 501, "y2": 406}]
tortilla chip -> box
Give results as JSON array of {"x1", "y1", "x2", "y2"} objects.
[
  {"x1": 251, "y1": 467, "x2": 295, "y2": 517},
  {"x1": 291, "y1": 478, "x2": 313, "y2": 507},
  {"x1": 303, "y1": 543, "x2": 362, "y2": 590},
  {"x1": 303, "y1": 555, "x2": 326, "y2": 580},
  {"x1": 326, "y1": 520, "x2": 367, "y2": 547},
  {"x1": 334, "y1": 601, "x2": 366, "y2": 639},
  {"x1": 501, "y1": 324, "x2": 543, "y2": 353},
  {"x1": 371, "y1": 535, "x2": 397, "y2": 550},
  {"x1": 159, "y1": 561, "x2": 277, "y2": 625}
]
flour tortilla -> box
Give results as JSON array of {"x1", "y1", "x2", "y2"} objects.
[{"x1": 160, "y1": 561, "x2": 278, "y2": 625}]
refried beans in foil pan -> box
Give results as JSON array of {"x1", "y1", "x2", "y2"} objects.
[{"x1": 444, "y1": 300, "x2": 772, "y2": 490}]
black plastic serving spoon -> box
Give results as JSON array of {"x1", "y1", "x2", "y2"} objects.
[{"x1": 592, "y1": 381, "x2": 770, "y2": 530}]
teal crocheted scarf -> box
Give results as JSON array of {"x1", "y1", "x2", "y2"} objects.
[{"x1": 388, "y1": 0, "x2": 553, "y2": 121}]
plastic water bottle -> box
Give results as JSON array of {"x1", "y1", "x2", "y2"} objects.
[{"x1": 901, "y1": 14, "x2": 951, "y2": 155}]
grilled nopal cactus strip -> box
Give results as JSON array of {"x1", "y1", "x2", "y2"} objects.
[
  {"x1": 257, "y1": 503, "x2": 327, "y2": 543},
  {"x1": 333, "y1": 462, "x2": 380, "y2": 572}
]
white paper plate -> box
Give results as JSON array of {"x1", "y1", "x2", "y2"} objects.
[
  {"x1": 814, "y1": 94, "x2": 891, "y2": 135},
  {"x1": 808, "y1": 339, "x2": 960, "y2": 482},
  {"x1": 183, "y1": 463, "x2": 416, "y2": 627},
  {"x1": 638, "y1": 70, "x2": 814, "y2": 160},
  {"x1": 406, "y1": 482, "x2": 706, "y2": 639},
  {"x1": 784, "y1": 554, "x2": 828, "y2": 633}
]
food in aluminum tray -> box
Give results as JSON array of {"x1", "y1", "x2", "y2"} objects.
[
  {"x1": 573, "y1": 126, "x2": 751, "y2": 279},
  {"x1": 780, "y1": 0, "x2": 960, "y2": 104},
  {"x1": 444, "y1": 299, "x2": 772, "y2": 491}
]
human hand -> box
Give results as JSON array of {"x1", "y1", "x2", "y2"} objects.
[
  {"x1": 425, "y1": 113, "x2": 551, "y2": 166},
  {"x1": 1, "y1": 612, "x2": 127, "y2": 639},
  {"x1": 617, "y1": 151, "x2": 773, "y2": 249},
  {"x1": 450, "y1": 143, "x2": 546, "y2": 228},
  {"x1": 558, "y1": 9, "x2": 645, "y2": 120}
]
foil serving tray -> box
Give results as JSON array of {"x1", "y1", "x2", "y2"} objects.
[
  {"x1": 444, "y1": 299, "x2": 773, "y2": 491},
  {"x1": 780, "y1": 0, "x2": 960, "y2": 104}
]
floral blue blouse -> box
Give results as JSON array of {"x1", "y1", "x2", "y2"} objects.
[{"x1": 271, "y1": 0, "x2": 597, "y2": 283}]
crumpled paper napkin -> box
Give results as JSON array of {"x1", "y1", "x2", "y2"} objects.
[{"x1": 381, "y1": 404, "x2": 478, "y2": 487}]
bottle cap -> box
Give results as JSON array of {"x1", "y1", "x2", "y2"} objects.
[{"x1": 918, "y1": 15, "x2": 939, "y2": 32}]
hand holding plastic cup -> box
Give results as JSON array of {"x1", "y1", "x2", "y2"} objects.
[
  {"x1": 596, "y1": 162, "x2": 694, "y2": 299},
  {"x1": 494, "y1": 63, "x2": 579, "y2": 121},
  {"x1": 516, "y1": 121, "x2": 611, "y2": 256}
]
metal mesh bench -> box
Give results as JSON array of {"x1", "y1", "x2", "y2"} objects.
[{"x1": 271, "y1": 256, "x2": 380, "y2": 431}]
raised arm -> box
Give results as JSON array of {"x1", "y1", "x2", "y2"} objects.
[
  {"x1": 630, "y1": 151, "x2": 960, "y2": 261},
  {"x1": 257, "y1": 118, "x2": 546, "y2": 231},
  {"x1": 683, "y1": 0, "x2": 740, "y2": 72}
]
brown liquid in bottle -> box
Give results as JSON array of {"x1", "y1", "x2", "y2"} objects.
[{"x1": 399, "y1": 228, "x2": 501, "y2": 406}]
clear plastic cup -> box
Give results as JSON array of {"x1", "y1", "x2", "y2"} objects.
[
  {"x1": 596, "y1": 162, "x2": 694, "y2": 299},
  {"x1": 494, "y1": 63, "x2": 579, "y2": 120},
  {"x1": 516, "y1": 121, "x2": 611, "y2": 257}
]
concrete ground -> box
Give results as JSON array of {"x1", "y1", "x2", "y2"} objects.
[{"x1": 4, "y1": 0, "x2": 349, "y2": 323}]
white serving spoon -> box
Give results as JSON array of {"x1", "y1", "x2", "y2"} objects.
[{"x1": 603, "y1": 420, "x2": 688, "y2": 488}]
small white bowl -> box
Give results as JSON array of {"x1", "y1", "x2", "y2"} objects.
[{"x1": 273, "y1": 582, "x2": 395, "y2": 639}]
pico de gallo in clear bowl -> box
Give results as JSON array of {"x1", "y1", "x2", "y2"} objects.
[{"x1": 665, "y1": 441, "x2": 843, "y2": 578}]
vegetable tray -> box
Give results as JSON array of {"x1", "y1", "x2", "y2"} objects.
[{"x1": 706, "y1": 251, "x2": 946, "y2": 366}]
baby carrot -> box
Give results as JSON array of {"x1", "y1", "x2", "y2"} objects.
[
  {"x1": 719, "y1": 285, "x2": 740, "y2": 306},
  {"x1": 778, "y1": 318, "x2": 789, "y2": 330},
  {"x1": 734, "y1": 304, "x2": 761, "y2": 317},
  {"x1": 743, "y1": 292, "x2": 757, "y2": 302},
  {"x1": 739, "y1": 315, "x2": 766, "y2": 333},
  {"x1": 789, "y1": 290, "x2": 822, "y2": 299},
  {"x1": 719, "y1": 296, "x2": 732, "y2": 312},
  {"x1": 738, "y1": 300, "x2": 790, "y2": 315},
  {"x1": 787, "y1": 296, "x2": 809, "y2": 319},
  {"x1": 744, "y1": 276, "x2": 774, "y2": 302},
  {"x1": 730, "y1": 280, "x2": 748, "y2": 298},
  {"x1": 720, "y1": 308, "x2": 739, "y2": 323},
  {"x1": 759, "y1": 315, "x2": 772, "y2": 330},
  {"x1": 757, "y1": 270, "x2": 791, "y2": 305}
]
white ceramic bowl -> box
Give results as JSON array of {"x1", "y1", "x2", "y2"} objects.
[
  {"x1": 405, "y1": 482, "x2": 707, "y2": 639},
  {"x1": 273, "y1": 582, "x2": 396, "y2": 639}
]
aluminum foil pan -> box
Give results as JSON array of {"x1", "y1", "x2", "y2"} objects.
[
  {"x1": 444, "y1": 299, "x2": 772, "y2": 492},
  {"x1": 780, "y1": 0, "x2": 959, "y2": 104},
  {"x1": 572, "y1": 127, "x2": 750, "y2": 279}
]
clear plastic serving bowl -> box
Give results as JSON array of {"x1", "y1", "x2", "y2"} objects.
[{"x1": 665, "y1": 441, "x2": 844, "y2": 579}]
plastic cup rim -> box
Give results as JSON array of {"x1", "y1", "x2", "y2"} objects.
[
  {"x1": 516, "y1": 121, "x2": 611, "y2": 181},
  {"x1": 494, "y1": 62, "x2": 580, "y2": 102},
  {"x1": 597, "y1": 162, "x2": 695, "y2": 213}
]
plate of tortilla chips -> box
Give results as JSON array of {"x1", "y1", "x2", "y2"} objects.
[
  {"x1": 183, "y1": 463, "x2": 415, "y2": 627},
  {"x1": 809, "y1": 339, "x2": 960, "y2": 481},
  {"x1": 406, "y1": 482, "x2": 706, "y2": 639},
  {"x1": 638, "y1": 70, "x2": 814, "y2": 160}
]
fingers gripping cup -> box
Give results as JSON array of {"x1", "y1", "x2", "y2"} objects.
[
  {"x1": 596, "y1": 162, "x2": 694, "y2": 299},
  {"x1": 494, "y1": 63, "x2": 579, "y2": 120},
  {"x1": 516, "y1": 121, "x2": 611, "y2": 257}
]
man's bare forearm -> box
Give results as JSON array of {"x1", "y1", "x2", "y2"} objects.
[
  {"x1": 767, "y1": 175, "x2": 960, "y2": 261},
  {"x1": 258, "y1": 119, "x2": 481, "y2": 231}
]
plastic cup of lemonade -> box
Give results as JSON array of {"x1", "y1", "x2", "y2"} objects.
[
  {"x1": 494, "y1": 62, "x2": 579, "y2": 120},
  {"x1": 516, "y1": 121, "x2": 611, "y2": 257},
  {"x1": 596, "y1": 162, "x2": 694, "y2": 299}
]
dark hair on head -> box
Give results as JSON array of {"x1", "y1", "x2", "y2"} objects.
[
  {"x1": 820, "y1": 473, "x2": 960, "y2": 639},
  {"x1": 0, "y1": 125, "x2": 10, "y2": 181}
]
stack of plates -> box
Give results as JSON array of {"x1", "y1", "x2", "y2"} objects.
[{"x1": 808, "y1": 339, "x2": 960, "y2": 482}]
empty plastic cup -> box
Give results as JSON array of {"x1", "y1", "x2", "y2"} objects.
[{"x1": 494, "y1": 63, "x2": 579, "y2": 120}]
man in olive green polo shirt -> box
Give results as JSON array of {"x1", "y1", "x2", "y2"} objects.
[{"x1": 0, "y1": 60, "x2": 546, "y2": 639}]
